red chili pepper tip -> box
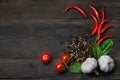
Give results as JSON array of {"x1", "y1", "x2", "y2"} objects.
[
  {"x1": 97, "y1": 36, "x2": 113, "y2": 45},
  {"x1": 89, "y1": 5, "x2": 100, "y2": 19},
  {"x1": 101, "y1": 24, "x2": 115, "y2": 35},
  {"x1": 65, "y1": 6, "x2": 87, "y2": 18},
  {"x1": 101, "y1": 7, "x2": 105, "y2": 21}
]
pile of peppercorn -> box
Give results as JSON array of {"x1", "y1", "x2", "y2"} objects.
[{"x1": 66, "y1": 35, "x2": 92, "y2": 64}]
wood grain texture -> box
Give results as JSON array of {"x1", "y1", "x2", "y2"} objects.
[
  {"x1": 0, "y1": 0, "x2": 120, "y2": 80},
  {"x1": 0, "y1": 0, "x2": 120, "y2": 20}
]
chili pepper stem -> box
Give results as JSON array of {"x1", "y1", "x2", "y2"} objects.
[
  {"x1": 95, "y1": 35, "x2": 100, "y2": 41},
  {"x1": 98, "y1": 18, "x2": 101, "y2": 23},
  {"x1": 97, "y1": 37, "x2": 100, "y2": 41},
  {"x1": 93, "y1": 39, "x2": 97, "y2": 46},
  {"x1": 91, "y1": 33, "x2": 98, "y2": 38},
  {"x1": 91, "y1": 33, "x2": 94, "y2": 36},
  {"x1": 95, "y1": 39, "x2": 98, "y2": 43},
  {"x1": 84, "y1": 16, "x2": 88, "y2": 19}
]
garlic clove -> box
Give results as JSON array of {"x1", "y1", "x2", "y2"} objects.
[
  {"x1": 81, "y1": 58, "x2": 97, "y2": 74},
  {"x1": 98, "y1": 55, "x2": 115, "y2": 72}
]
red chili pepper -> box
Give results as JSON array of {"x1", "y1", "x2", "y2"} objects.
[
  {"x1": 101, "y1": 7, "x2": 105, "y2": 21},
  {"x1": 65, "y1": 6, "x2": 87, "y2": 18},
  {"x1": 90, "y1": 13, "x2": 99, "y2": 35},
  {"x1": 97, "y1": 19, "x2": 107, "y2": 40},
  {"x1": 101, "y1": 24, "x2": 114, "y2": 35},
  {"x1": 89, "y1": 5, "x2": 100, "y2": 20},
  {"x1": 97, "y1": 36, "x2": 113, "y2": 45}
]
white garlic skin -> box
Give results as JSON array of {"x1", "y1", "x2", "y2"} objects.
[
  {"x1": 81, "y1": 58, "x2": 97, "y2": 74},
  {"x1": 98, "y1": 55, "x2": 115, "y2": 72}
]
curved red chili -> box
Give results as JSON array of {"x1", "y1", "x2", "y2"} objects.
[
  {"x1": 101, "y1": 7, "x2": 105, "y2": 21},
  {"x1": 65, "y1": 6, "x2": 87, "y2": 18},
  {"x1": 97, "y1": 19, "x2": 107, "y2": 40},
  {"x1": 97, "y1": 36, "x2": 113, "y2": 45},
  {"x1": 90, "y1": 13, "x2": 99, "y2": 35},
  {"x1": 89, "y1": 5, "x2": 100, "y2": 20},
  {"x1": 101, "y1": 24, "x2": 114, "y2": 35}
]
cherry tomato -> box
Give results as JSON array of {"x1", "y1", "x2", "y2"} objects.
[
  {"x1": 40, "y1": 53, "x2": 51, "y2": 64},
  {"x1": 61, "y1": 53, "x2": 71, "y2": 63},
  {"x1": 55, "y1": 62, "x2": 65, "y2": 73}
]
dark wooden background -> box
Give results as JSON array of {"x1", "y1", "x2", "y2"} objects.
[{"x1": 0, "y1": 0, "x2": 120, "y2": 80}]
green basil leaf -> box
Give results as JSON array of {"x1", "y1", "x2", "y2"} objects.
[
  {"x1": 101, "y1": 39, "x2": 114, "y2": 49},
  {"x1": 96, "y1": 44, "x2": 103, "y2": 59},
  {"x1": 92, "y1": 45, "x2": 98, "y2": 59},
  {"x1": 100, "y1": 39, "x2": 114, "y2": 55},
  {"x1": 103, "y1": 48, "x2": 112, "y2": 55},
  {"x1": 69, "y1": 62, "x2": 82, "y2": 74},
  {"x1": 92, "y1": 44, "x2": 102, "y2": 59}
]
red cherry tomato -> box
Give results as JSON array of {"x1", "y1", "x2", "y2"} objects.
[
  {"x1": 61, "y1": 53, "x2": 71, "y2": 63},
  {"x1": 40, "y1": 53, "x2": 51, "y2": 64},
  {"x1": 55, "y1": 62, "x2": 65, "y2": 73}
]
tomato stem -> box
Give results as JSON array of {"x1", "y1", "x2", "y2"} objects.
[{"x1": 63, "y1": 62, "x2": 68, "y2": 69}]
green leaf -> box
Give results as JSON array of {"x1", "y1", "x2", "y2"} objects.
[
  {"x1": 96, "y1": 45, "x2": 103, "y2": 58},
  {"x1": 92, "y1": 45, "x2": 98, "y2": 59},
  {"x1": 69, "y1": 62, "x2": 82, "y2": 74},
  {"x1": 100, "y1": 39, "x2": 114, "y2": 55},
  {"x1": 92, "y1": 39, "x2": 114, "y2": 59},
  {"x1": 101, "y1": 39, "x2": 114, "y2": 50},
  {"x1": 103, "y1": 48, "x2": 112, "y2": 55},
  {"x1": 92, "y1": 44, "x2": 102, "y2": 59}
]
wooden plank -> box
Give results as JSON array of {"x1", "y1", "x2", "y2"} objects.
[
  {"x1": 0, "y1": 0, "x2": 120, "y2": 79},
  {"x1": 0, "y1": 58, "x2": 120, "y2": 79},
  {"x1": 0, "y1": 0, "x2": 120, "y2": 20},
  {"x1": 0, "y1": 20, "x2": 119, "y2": 59}
]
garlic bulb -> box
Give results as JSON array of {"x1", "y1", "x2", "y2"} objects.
[
  {"x1": 81, "y1": 58, "x2": 97, "y2": 74},
  {"x1": 98, "y1": 55, "x2": 115, "y2": 72}
]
